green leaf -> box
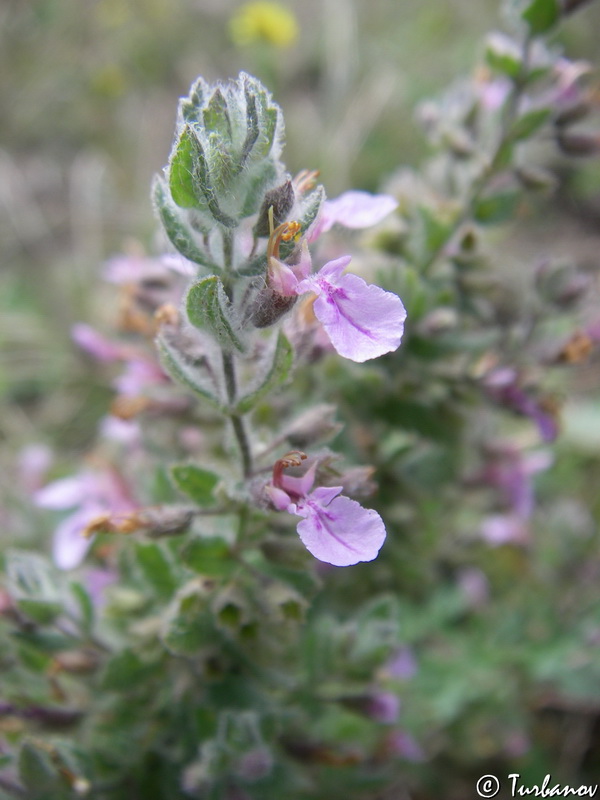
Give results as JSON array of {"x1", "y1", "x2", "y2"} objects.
[
  {"x1": 179, "y1": 76, "x2": 208, "y2": 124},
  {"x1": 170, "y1": 126, "x2": 237, "y2": 227},
  {"x1": 70, "y1": 581, "x2": 94, "y2": 634},
  {"x1": 521, "y1": 0, "x2": 560, "y2": 34},
  {"x1": 157, "y1": 334, "x2": 224, "y2": 409},
  {"x1": 203, "y1": 88, "x2": 232, "y2": 142},
  {"x1": 135, "y1": 542, "x2": 178, "y2": 598},
  {"x1": 484, "y1": 33, "x2": 523, "y2": 78},
  {"x1": 152, "y1": 176, "x2": 218, "y2": 268},
  {"x1": 417, "y1": 204, "x2": 455, "y2": 256},
  {"x1": 169, "y1": 126, "x2": 202, "y2": 209},
  {"x1": 239, "y1": 84, "x2": 261, "y2": 168},
  {"x1": 19, "y1": 741, "x2": 62, "y2": 794},
  {"x1": 6, "y1": 550, "x2": 62, "y2": 624},
  {"x1": 186, "y1": 276, "x2": 245, "y2": 353},
  {"x1": 180, "y1": 537, "x2": 235, "y2": 578},
  {"x1": 510, "y1": 107, "x2": 551, "y2": 140},
  {"x1": 162, "y1": 585, "x2": 215, "y2": 656},
  {"x1": 473, "y1": 190, "x2": 520, "y2": 224},
  {"x1": 236, "y1": 332, "x2": 293, "y2": 413},
  {"x1": 101, "y1": 649, "x2": 154, "y2": 691},
  {"x1": 17, "y1": 641, "x2": 52, "y2": 672},
  {"x1": 240, "y1": 74, "x2": 282, "y2": 165},
  {"x1": 171, "y1": 464, "x2": 219, "y2": 505}
]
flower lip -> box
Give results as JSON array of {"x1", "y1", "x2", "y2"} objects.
[{"x1": 266, "y1": 451, "x2": 387, "y2": 567}]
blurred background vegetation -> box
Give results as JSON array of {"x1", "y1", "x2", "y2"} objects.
[{"x1": 1, "y1": 0, "x2": 600, "y2": 458}]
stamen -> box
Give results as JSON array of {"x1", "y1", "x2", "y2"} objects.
[
  {"x1": 267, "y1": 219, "x2": 302, "y2": 261},
  {"x1": 293, "y1": 169, "x2": 320, "y2": 194},
  {"x1": 272, "y1": 450, "x2": 307, "y2": 488},
  {"x1": 82, "y1": 511, "x2": 141, "y2": 538}
]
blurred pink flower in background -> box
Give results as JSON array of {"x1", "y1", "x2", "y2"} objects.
[{"x1": 34, "y1": 468, "x2": 136, "y2": 570}]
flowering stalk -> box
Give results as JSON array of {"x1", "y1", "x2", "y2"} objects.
[{"x1": 149, "y1": 71, "x2": 405, "y2": 563}]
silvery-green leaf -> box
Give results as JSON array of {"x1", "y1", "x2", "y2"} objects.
[
  {"x1": 236, "y1": 332, "x2": 293, "y2": 413},
  {"x1": 157, "y1": 334, "x2": 224, "y2": 410},
  {"x1": 152, "y1": 176, "x2": 219, "y2": 270},
  {"x1": 186, "y1": 276, "x2": 245, "y2": 353}
]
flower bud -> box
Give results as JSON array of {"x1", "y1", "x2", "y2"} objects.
[
  {"x1": 535, "y1": 259, "x2": 591, "y2": 308},
  {"x1": 338, "y1": 691, "x2": 401, "y2": 724},
  {"x1": 284, "y1": 404, "x2": 343, "y2": 448},
  {"x1": 249, "y1": 285, "x2": 297, "y2": 328},
  {"x1": 235, "y1": 748, "x2": 274, "y2": 782},
  {"x1": 141, "y1": 506, "x2": 195, "y2": 538},
  {"x1": 556, "y1": 131, "x2": 600, "y2": 157},
  {"x1": 52, "y1": 649, "x2": 100, "y2": 675},
  {"x1": 554, "y1": 101, "x2": 592, "y2": 128},
  {"x1": 561, "y1": 0, "x2": 595, "y2": 15},
  {"x1": 254, "y1": 179, "x2": 295, "y2": 237},
  {"x1": 417, "y1": 307, "x2": 459, "y2": 336},
  {"x1": 515, "y1": 165, "x2": 557, "y2": 193}
]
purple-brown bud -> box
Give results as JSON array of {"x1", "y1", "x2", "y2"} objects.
[
  {"x1": 561, "y1": 0, "x2": 596, "y2": 16},
  {"x1": 556, "y1": 131, "x2": 600, "y2": 157},
  {"x1": 249, "y1": 285, "x2": 297, "y2": 328},
  {"x1": 254, "y1": 180, "x2": 295, "y2": 237}
]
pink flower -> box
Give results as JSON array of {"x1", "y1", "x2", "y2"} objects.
[
  {"x1": 385, "y1": 730, "x2": 426, "y2": 762},
  {"x1": 385, "y1": 647, "x2": 418, "y2": 681},
  {"x1": 34, "y1": 469, "x2": 136, "y2": 570},
  {"x1": 339, "y1": 691, "x2": 401, "y2": 724},
  {"x1": 103, "y1": 252, "x2": 195, "y2": 283},
  {"x1": 297, "y1": 257, "x2": 406, "y2": 362},
  {"x1": 269, "y1": 247, "x2": 406, "y2": 363},
  {"x1": 483, "y1": 367, "x2": 559, "y2": 442},
  {"x1": 17, "y1": 444, "x2": 53, "y2": 494},
  {"x1": 266, "y1": 454, "x2": 386, "y2": 567},
  {"x1": 475, "y1": 441, "x2": 552, "y2": 547},
  {"x1": 72, "y1": 323, "x2": 130, "y2": 363},
  {"x1": 71, "y1": 323, "x2": 167, "y2": 396},
  {"x1": 307, "y1": 190, "x2": 398, "y2": 242}
]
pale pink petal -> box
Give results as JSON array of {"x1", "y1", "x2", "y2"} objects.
[
  {"x1": 103, "y1": 255, "x2": 167, "y2": 284},
  {"x1": 160, "y1": 253, "x2": 196, "y2": 276},
  {"x1": 113, "y1": 358, "x2": 166, "y2": 395},
  {"x1": 99, "y1": 416, "x2": 142, "y2": 445},
  {"x1": 265, "y1": 485, "x2": 293, "y2": 511},
  {"x1": 83, "y1": 567, "x2": 117, "y2": 609},
  {"x1": 279, "y1": 461, "x2": 318, "y2": 498},
  {"x1": 480, "y1": 514, "x2": 529, "y2": 546},
  {"x1": 309, "y1": 485, "x2": 343, "y2": 506},
  {"x1": 34, "y1": 475, "x2": 92, "y2": 510},
  {"x1": 295, "y1": 493, "x2": 386, "y2": 566},
  {"x1": 366, "y1": 692, "x2": 401, "y2": 724},
  {"x1": 268, "y1": 257, "x2": 301, "y2": 297},
  {"x1": 300, "y1": 268, "x2": 406, "y2": 362},
  {"x1": 71, "y1": 323, "x2": 127, "y2": 363},
  {"x1": 95, "y1": 470, "x2": 137, "y2": 512},
  {"x1": 386, "y1": 647, "x2": 418, "y2": 680},
  {"x1": 18, "y1": 444, "x2": 53, "y2": 494},
  {"x1": 52, "y1": 508, "x2": 99, "y2": 570},
  {"x1": 309, "y1": 191, "x2": 398, "y2": 240}
]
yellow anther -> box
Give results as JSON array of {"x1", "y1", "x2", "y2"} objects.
[
  {"x1": 281, "y1": 221, "x2": 301, "y2": 242},
  {"x1": 267, "y1": 219, "x2": 302, "y2": 260}
]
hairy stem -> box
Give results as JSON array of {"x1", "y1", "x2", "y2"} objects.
[{"x1": 222, "y1": 350, "x2": 252, "y2": 478}]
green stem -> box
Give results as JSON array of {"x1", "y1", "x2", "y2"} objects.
[{"x1": 222, "y1": 350, "x2": 253, "y2": 478}]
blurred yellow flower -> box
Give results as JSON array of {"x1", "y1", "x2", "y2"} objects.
[{"x1": 229, "y1": 1, "x2": 299, "y2": 48}]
